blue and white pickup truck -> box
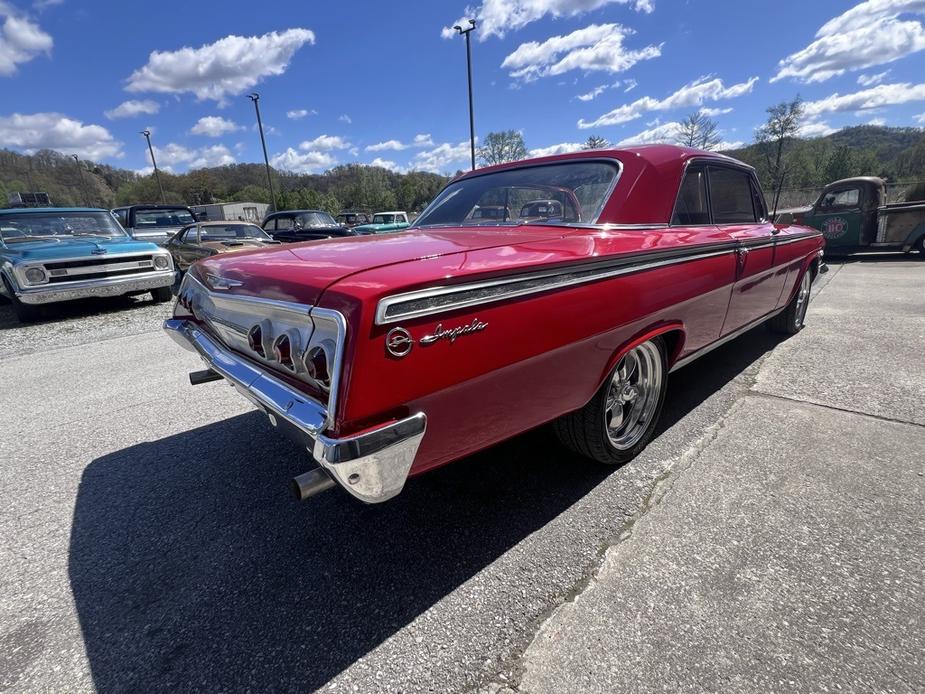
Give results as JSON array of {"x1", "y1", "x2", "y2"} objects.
[{"x1": 0, "y1": 207, "x2": 176, "y2": 322}]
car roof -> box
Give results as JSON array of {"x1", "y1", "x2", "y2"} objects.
[
  {"x1": 373, "y1": 211, "x2": 405, "y2": 215},
  {"x1": 0, "y1": 207, "x2": 109, "y2": 215},
  {"x1": 193, "y1": 220, "x2": 262, "y2": 226},
  {"x1": 267, "y1": 209, "x2": 327, "y2": 216},
  {"x1": 116, "y1": 204, "x2": 192, "y2": 210}
]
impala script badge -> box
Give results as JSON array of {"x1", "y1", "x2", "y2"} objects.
[
  {"x1": 385, "y1": 327, "x2": 414, "y2": 358},
  {"x1": 420, "y1": 318, "x2": 488, "y2": 345}
]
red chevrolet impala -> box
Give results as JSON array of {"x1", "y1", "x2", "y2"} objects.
[{"x1": 164, "y1": 146, "x2": 824, "y2": 503}]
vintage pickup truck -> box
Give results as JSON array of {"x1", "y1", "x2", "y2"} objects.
[
  {"x1": 164, "y1": 146, "x2": 823, "y2": 504},
  {"x1": 352, "y1": 211, "x2": 411, "y2": 234},
  {"x1": 1, "y1": 207, "x2": 175, "y2": 322},
  {"x1": 777, "y1": 176, "x2": 925, "y2": 255},
  {"x1": 111, "y1": 204, "x2": 198, "y2": 246}
]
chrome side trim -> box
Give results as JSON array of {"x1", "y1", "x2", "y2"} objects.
[
  {"x1": 669, "y1": 305, "x2": 786, "y2": 373},
  {"x1": 375, "y1": 244, "x2": 737, "y2": 325},
  {"x1": 163, "y1": 318, "x2": 425, "y2": 503},
  {"x1": 774, "y1": 233, "x2": 823, "y2": 246}
]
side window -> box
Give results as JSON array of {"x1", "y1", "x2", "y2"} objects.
[
  {"x1": 276, "y1": 217, "x2": 295, "y2": 230},
  {"x1": 709, "y1": 168, "x2": 758, "y2": 224},
  {"x1": 818, "y1": 187, "x2": 860, "y2": 212},
  {"x1": 671, "y1": 167, "x2": 709, "y2": 225},
  {"x1": 113, "y1": 209, "x2": 128, "y2": 227},
  {"x1": 181, "y1": 227, "x2": 199, "y2": 243},
  {"x1": 262, "y1": 218, "x2": 276, "y2": 231},
  {"x1": 749, "y1": 177, "x2": 767, "y2": 221}
]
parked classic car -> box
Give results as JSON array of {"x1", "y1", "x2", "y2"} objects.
[
  {"x1": 164, "y1": 146, "x2": 823, "y2": 504},
  {"x1": 166, "y1": 221, "x2": 280, "y2": 271},
  {"x1": 261, "y1": 210, "x2": 358, "y2": 243},
  {"x1": 111, "y1": 204, "x2": 198, "y2": 246},
  {"x1": 776, "y1": 176, "x2": 925, "y2": 255},
  {"x1": 352, "y1": 211, "x2": 411, "y2": 234},
  {"x1": 335, "y1": 211, "x2": 373, "y2": 228},
  {"x1": 1, "y1": 207, "x2": 175, "y2": 322}
]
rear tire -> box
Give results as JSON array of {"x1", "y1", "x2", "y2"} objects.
[
  {"x1": 554, "y1": 337, "x2": 668, "y2": 465},
  {"x1": 151, "y1": 286, "x2": 173, "y2": 303},
  {"x1": 769, "y1": 269, "x2": 812, "y2": 335}
]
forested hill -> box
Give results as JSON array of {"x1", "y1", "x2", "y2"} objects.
[
  {"x1": 2, "y1": 125, "x2": 924, "y2": 212},
  {"x1": 726, "y1": 125, "x2": 925, "y2": 190}
]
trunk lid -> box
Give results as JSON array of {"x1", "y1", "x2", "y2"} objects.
[{"x1": 194, "y1": 226, "x2": 567, "y2": 305}]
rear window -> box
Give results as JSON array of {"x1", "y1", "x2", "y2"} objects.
[
  {"x1": 414, "y1": 161, "x2": 618, "y2": 227},
  {"x1": 135, "y1": 209, "x2": 195, "y2": 227}
]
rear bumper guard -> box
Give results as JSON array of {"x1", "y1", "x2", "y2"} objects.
[{"x1": 163, "y1": 318, "x2": 426, "y2": 503}]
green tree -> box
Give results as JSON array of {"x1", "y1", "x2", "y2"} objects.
[
  {"x1": 583, "y1": 135, "x2": 610, "y2": 150},
  {"x1": 478, "y1": 130, "x2": 527, "y2": 166}
]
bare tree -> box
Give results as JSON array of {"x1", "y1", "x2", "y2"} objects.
[
  {"x1": 676, "y1": 111, "x2": 722, "y2": 150},
  {"x1": 478, "y1": 130, "x2": 527, "y2": 166},
  {"x1": 583, "y1": 135, "x2": 610, "y2": 150},
  {"x1": 755, "y1": 97, "x2": 805, "y2": 218}
]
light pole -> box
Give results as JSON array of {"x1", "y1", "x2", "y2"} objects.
[
  {"x1": 140, "y1": 130, "x2": 165, "y2": 203},
  {"x1": 454, "y1": 19, "x2": 477, "y2": 171},
  {"x1": 248, "y1": 92, "x2": 276, "y2": 212},
  {"x1": 72, "y1": 154, "x2": 90, "y2": 207}
]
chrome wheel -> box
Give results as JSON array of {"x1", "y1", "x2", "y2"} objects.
[
  {"x1": 605, "y1": 341, "x2": 664, "y2": 450},
  {"x1": 794, "y1": 271, "x2": 811, "y2": 329}
]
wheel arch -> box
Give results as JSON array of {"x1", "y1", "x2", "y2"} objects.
[{"x1": 594, "y1": 322, "x2": 685, "y2": 396}]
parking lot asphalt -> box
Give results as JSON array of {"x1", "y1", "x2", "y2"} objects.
[{"x1": 0, "y1": 257, "x2": 921, "y2": 693}]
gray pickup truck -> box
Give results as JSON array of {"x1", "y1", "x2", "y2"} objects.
[{"x1": 112, "y1": 204, "x2": 197, "y2": 246}]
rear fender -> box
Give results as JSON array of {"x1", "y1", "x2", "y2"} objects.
[
  {"x1": 902, "y1": 221, "x2": 925, "y2": 252},
  {"x1": 596, "y1": 322, "x2": 686, "y2": 393}
]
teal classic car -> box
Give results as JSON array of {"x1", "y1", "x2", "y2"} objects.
[
  {"x1": 352, "y1": 210, "x2": 411, "y2": 234},
  {"x1": 0, "y1": 207, "x2": 176, "y2": 322}
]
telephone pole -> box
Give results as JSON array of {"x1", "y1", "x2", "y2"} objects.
[
  {"x1": 248, "y1": 93, "x2": 277, "y2": 211},
  {"x1": 140, "y1": 130, "x2": 165, "y2": 202}
]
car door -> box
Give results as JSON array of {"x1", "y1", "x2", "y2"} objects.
[
  {"x1": 709, "y1": 165, "x2": 786, "y2": 335},
  {"x1": 805, "y1": 185, "x2": 864, "y2": 250}
]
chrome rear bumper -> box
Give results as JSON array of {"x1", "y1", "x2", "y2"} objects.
[
  {"x1": 17, "y1": 270, "x2": 176, "y2": 305},
  {"x1": 163, "y1": 318, "x2": 426, "y2": 503}
]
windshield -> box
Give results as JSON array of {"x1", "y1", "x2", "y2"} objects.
[
  {"x1": 200, "y1": 224, "x2": 269, "y2": 240},
  {"x1": 0, "y1": 211, "x2": 127, "y2": 243},
  {"x1": 134, "y1": 208, "x2": 195, "y2": 227},
  {"x1": 296, "y1": 212, "x2": 337, "y2": 228},
  {"x1": 414, "y1": 161, "x2": 618, "y2": 228},
  {"x1": 373, "y1": 214, "x2": 397, "y2": 224},
  {"x1": 336, "y1": 214, "x2": 358, "y2": 223}
]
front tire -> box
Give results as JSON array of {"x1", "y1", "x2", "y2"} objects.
[
  {"x1": 151, "y1": 286, "x2": 173, "y2": 303},
  {"x1": 2, "y1": 277, "x2": 42, "y2": 323},
  {"x1": 554, "y1": 337, "x2": 668, "y2": 465},
  {"x1": 769, "y1": 268, "x2": 812, "y2": 335}
]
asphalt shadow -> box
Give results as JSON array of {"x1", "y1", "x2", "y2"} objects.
[
  {"x1": 67, "y1": 324, "x2": 781, "y2": 692},
  {"x1": 0, "y1": 293, "x2": 161, "y2": 330}
]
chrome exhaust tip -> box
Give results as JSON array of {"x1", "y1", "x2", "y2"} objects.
[
  {"x1": 292, "y1": 468, "x2": 337, "y2": 501},
  {"x1": 189, "y1": 368, "x2": 223, "y2": 385}
]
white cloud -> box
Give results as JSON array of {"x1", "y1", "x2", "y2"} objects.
[
  {"x1": 190, "y1": 115, "x2": 242, "y2": 136},
  {"x1": 286, "y1": 108, "x2": 316, "y2": 119},
  {"x1": 150, "y1": 142, "x2": 235, "y2": 170},
  {"x1": 528, "y1": 142, "x2": 584, "y2": 157},
  {"x1": 0, "y1": 112, "x2": 121, "y2": 159},
  {"x1": 868, "y1": 117, "x2": 887, "y2": 126},
  {"x1": 803, "y1": 82, "x2": 925, "y2": 117},
  {"x1": 126, "y1": 29, "x2": 315, "y2": 103},
  {"x1": 366, "y1": 133, "x2": 434, "y2": 151},
  {"x1": 915, "y1": 112, "x2": 925, "y2": 123},
  {"x1": 772, "y1": 1, "x2": 925, "y2": 83},
  {"x1": 270, "y1": 147, "x2": 335, "y2": 173},
  {"x1": 338, "y1": 114, "x2": 352, "y2": 124},
  {"x1": 714, "y1": 140, "x2": 745, "y2": 151},
  {"x1": 623, "y1": 78, "x2": 637, "y2": 92},
  {"x1": 298, "y1": 134, "x2": 350, "y2": 151},
  {"x1": 369, "y1": 157, "x2": 406, "y2": 172},
  {"x1": 0, "y1": 5, "x2": 53, "y2": 76},
  {"x1": 857, "y1": 69, "x2": 891, "y2": 86},
  {"x1": 616, "y1": 121, "x2": 683, "y2": 145},
  {"x1": 411, "y1": 140, "x2": 472, "y2": 173},
  {"x1": 502, "y1": 23, "x2": 661, "y2": 82},
  {"x1": 578, "y1": 75, "x2": 758, "y2": 129},
  {"x1": 796, "y1": 119, "x2": 837, "y2": 138},
  {"x1": 104, "y1": 99, "x2": 160, "y2": 120},
  {"x1": 577, "y1": 84, "x2": 607, "y2": 101},
  {"x1": 442, "y1": 0, "x2": 654, "y2": 41},
  {"x1": 700, "y1": 106, "x2": 733, "y2": 117}
]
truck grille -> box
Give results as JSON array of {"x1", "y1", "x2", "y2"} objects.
[{"x1": 44, "y1": 255, "x2": 158, "y2": 283}]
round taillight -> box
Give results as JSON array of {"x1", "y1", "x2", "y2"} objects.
[
  {"x1": 304, "y1": 345, "x2": 330, "y2": 386},
  {"x1": 273, "y1": 334, "x2": 294, "y2": 369},
  {"x1": 247, "y1": 325, "x2": 265, "y2": 356}
]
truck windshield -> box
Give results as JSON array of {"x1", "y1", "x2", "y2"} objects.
[
  {"x1": 135, "y1": 209, "x2": 195, "y2": 227},
  {"x1": 373, "y1": 214, "x2": 396, "y2": 224},
  {"x1": 414, "y1": 161, "x2": 619, "y2": 228},
  {"x1": 0, "y1": 211, "x2": 127, "y2": 243}
]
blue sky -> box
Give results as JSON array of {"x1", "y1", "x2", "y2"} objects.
[{"x1": 1, "y1": 0, "x2": 924, "y2": 175}]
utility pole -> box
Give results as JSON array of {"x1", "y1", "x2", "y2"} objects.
[
  {"x1": 72, "y1": 154, "x2": 90, "y2": 207},
  {"x1": 454, "y1": 19, "x2": 477, "y2": 171},
  {"x1": 140, "y1": 130, "x2": 165, "y2": 203},
  {"x1": 248, "y1": 92, "x2": 276, "y2": 211}
]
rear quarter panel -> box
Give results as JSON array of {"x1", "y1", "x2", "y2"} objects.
[{"x1": 321, "y1": 227, "x2": 738, "y2": 474}]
